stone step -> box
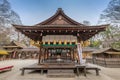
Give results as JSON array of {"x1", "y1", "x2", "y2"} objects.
[
  {"x1": 47, "y1": 73, "x2": 75, "y2": 78},
  {"x1": 47, "y1": 69, "x2": 75, "y2": 78},
  {"x1": 48, "y1": 69, "x2": 74, "y2": 73}
]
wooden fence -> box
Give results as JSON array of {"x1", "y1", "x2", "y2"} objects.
[{"x1": 86, "y1": 58, "x2": 120, "y2": 68}]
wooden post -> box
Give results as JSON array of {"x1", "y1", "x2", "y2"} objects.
[
  {"x1": 76, "y1": 66, "x2": 80, "y2": 76},
  {"x1": 47, "y1": 49, "x2": 49, "y2": 59},
  {"x1": 84, "y1": 66, "x2": 86, "y2": 76},
  {"x1": 73, "y1": 48, "x2": 75, "y2": 61},
  {"x1": 70, "y1": 49, "x2": 72, "y2": 60},
  {"x1": 77, "y1": 39, "x2": 80, "y2": 64},
  {"x1": 38, "y1": 42, "x2": 42, "y2": 64},
  {"x1": 66, "y1": 49, "x2": 68, "y2": 60},
  {"x1": 21, "y1": 68, "x2": 25, "y2": 76},
  {"x1": 104, "y1": 55, "x2": 107, "y2": 67},
  {"x1": 96, "y1": 69, "x2": 99, "y2": 76},
  {"x1": 71, "y1": 48, "x2": 73, "y2": 60},
  {"x1": 44, "y1": 48, "x2": 46, "y2": 61}
]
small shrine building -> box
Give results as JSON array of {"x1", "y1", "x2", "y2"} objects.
[{"x1": 13, "y1": 8, "x2": 108, "y2": 65}]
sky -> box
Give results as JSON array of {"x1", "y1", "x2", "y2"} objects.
[{"x1": 9, "y1": 0, "x2": 110, "y2": 25}]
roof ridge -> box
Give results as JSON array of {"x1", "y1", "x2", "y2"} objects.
[{"x1": 35, "y1": 8, "x2": 84, "y2": 25}]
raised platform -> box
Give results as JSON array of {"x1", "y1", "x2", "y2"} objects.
[{"x1": 20, "y1": 63, "x2": 100, "y2": 76}]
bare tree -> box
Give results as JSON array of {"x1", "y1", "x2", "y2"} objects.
[{"x1": 98, "y1": 0, "x2": 120, "y2": 48}]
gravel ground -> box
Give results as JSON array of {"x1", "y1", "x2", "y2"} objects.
[{"x1": 0, "y1": 59, "x2": 120, "y2": 80}]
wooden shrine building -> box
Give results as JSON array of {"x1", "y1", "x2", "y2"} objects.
[
  {"x1": 3, "y1": 41, "x2": 26, "y2": 59},
  {"x1": 13, "y1": 8, "x2": 108, "y2": 76},
  {"x1": 3, "y1": 41, "x2": 40, "y2": 59},
  {"x1": 92, "y1": 47, "x2": 120, "y2": 58},
  {"x1": 13, "y1": 8, "x2": 108, "y2": 64},
  {"x1": 88, "y1": 47, "x2": 120, "y2": 68}
]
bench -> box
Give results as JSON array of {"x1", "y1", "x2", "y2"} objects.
[
  {"x1": 86, "y1": 66, "x2": 101, "y2": 76},
  {"x1": 0, "y1": 66, "x2": 14, "y2": 72}
]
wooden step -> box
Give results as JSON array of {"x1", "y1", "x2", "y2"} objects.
[
  {"x1": 48, "y1": 69, "x2": 74, "y2": 73},
  {"x1": 47, "y1": 69, "x2": 75, "y2": 78}
]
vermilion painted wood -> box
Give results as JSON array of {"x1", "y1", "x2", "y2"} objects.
[{"x1": 0, "y1": 66, "x2": 14, "y2": 71}]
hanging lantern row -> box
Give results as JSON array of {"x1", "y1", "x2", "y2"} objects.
[
  {"x1": 42, "y1": 40, "x2": 77, "y2": 45},
  {"x1": 30, "y1": 40, "x2": 90, "y2": 47}
]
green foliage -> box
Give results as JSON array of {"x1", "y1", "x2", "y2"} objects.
[
  {"x1": 89, "y1": 40, "x2": 101, "y2": 48},
  {"x1": 112, "y1": 41, "x2": 120, "y2": 49}
]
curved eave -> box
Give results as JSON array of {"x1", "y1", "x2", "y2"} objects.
[
  {"x1": 13, "y1": 24, "x2": 108, "y2": 30},
  {"x1": 13, "y1": 24, "x2": 108, "y2": 41}
]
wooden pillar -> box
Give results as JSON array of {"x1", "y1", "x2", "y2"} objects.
[
  {"x1": 43, "y1": 49, "x2": 44, "y2": 61},
  {"x1": 104, "y1": 55, "x2": 107, "y2": 67},
  {"x1": 47, "y1": 49, "x2": 49, "y2": 59},
  {"x1": 77, "y1": 39, "x2": 80, "y2": 64},
  {"x1": 38, "y1": 42, "x2": 42, "y2": 64},
  {"x1": 70, "y1": 48, "x2": 72, "y2": 60},
  {"x1": 44, "y1": 48, "x2": 46, "y2": 60},
  {"x1": 73, "y1": 49, "x2": 75, "y2": 61},
  {"x1": 71, "y1": 48, "x2": 73, "y2": 60},
  {"x1": 65, "y1": 48, "x2": 67, "y2": 60}
]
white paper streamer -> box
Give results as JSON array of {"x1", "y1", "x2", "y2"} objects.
[{"x1": 77, "y1": 43, "x2": 83, "y2": 64}]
